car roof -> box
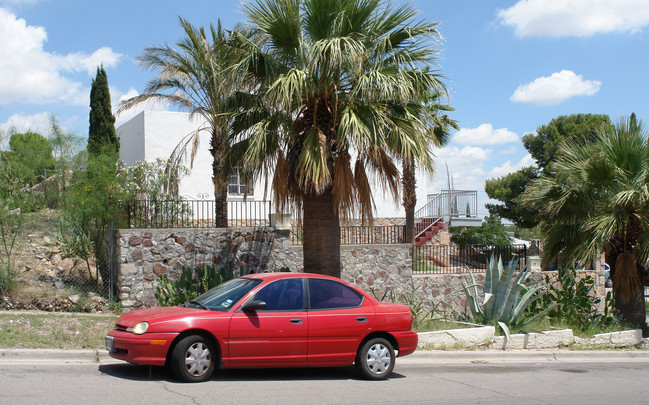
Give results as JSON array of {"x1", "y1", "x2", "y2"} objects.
[{"x1": 242, "y1": 272, "x2": 343, "y2": 282}]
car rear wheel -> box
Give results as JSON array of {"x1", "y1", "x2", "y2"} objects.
[
  {"x1": 170, "y1": 335, "x2": 216, "y2": 383},
  {"x1": 356, "y1": 337, "x2": 395, "y2": 380}
]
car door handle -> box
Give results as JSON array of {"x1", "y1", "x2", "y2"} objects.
[
  {"x1": 356, "y1": 317, "x2": 368, "y2": 323},
  {"x1": 289, "y1": 318, "x2": 303, "y2": 325}
]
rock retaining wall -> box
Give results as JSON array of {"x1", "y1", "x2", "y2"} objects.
[{"x1": 114, "y1": 228, "x2": 601, "y2": 314}]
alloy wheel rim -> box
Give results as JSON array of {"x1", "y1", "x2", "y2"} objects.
[
  {"x1": 185, "y1": 342, "x2": 211, "y2": 376},
  {"x1": 366, "y1": 343, "x2": 390, "y2": 374}
]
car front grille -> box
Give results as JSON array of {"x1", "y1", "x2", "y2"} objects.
[{"x1": 114, "y1": 324, "x2": 127, "y2": 332}]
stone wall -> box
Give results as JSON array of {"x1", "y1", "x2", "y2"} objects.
[
  {"x1": 114, "y1": 228, "x2": 602, "y2": 315},
  {"x1": 116, "y1": 228, "x2": 299, "y2": 309}
]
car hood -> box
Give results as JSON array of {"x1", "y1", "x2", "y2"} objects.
[{"x1": 115, "y1": 306, "x2": 207, "y2": 328}]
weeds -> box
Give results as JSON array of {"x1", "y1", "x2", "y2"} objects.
[
  {"x1": 0, "y1": 208, "x2": 21, "y2": 296},
  {"x1": 369, "y1": 280, "x2": 456, "y2": 330},
  {"x1": 527, "y1": 267, "x2": 622, "y2": 332}
]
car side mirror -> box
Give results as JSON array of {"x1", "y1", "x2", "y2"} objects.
[{"x1": 241, "y1": 299, "x2": 266, "y2": 312}]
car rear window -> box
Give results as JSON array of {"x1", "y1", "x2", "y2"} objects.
[{"x1": 308, "y1": 278, "x2": 363, "y2": 310}]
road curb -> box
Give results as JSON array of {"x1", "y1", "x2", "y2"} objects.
[
  {"x1": 1, "y1": 347, "x2": 648, "y2": 365},
  {"x1": 0, "y1": 348, "x2": 113, "y2": 364},
  {"x1": 398, "y1": 349, "x2": 649, "y2": 365}
]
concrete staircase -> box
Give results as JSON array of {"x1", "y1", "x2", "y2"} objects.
[{"x1": 414, "y1": 217, "x2": 445, "y2": 248}]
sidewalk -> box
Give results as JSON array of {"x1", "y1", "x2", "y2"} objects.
[{"x1": 2, "y1": 347, "x2": 649, "y2": 366}]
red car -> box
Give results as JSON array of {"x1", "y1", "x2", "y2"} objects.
[
  {"x1": 106, "y1": 272, "x2": 418, "y2": 382},
  {"x1": 106, "y1": 273, "x2": 418, "y2": 382}
]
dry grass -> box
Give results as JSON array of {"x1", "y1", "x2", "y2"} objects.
[{"x1": 0, "y1": 311, "x2": 117, "y2": 349}]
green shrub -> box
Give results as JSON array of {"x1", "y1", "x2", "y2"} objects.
[
  {"x1": 155, "y1": 264, "x2": 243, "y2": 306},
  {"x1": 56, "y1": 214, "x2": 94, "y2": 280},
  {"x1": 0, "y1": 208, "x2": 21, "y2": 296},
  {"x1": 450, "y1": 214, "x2": 512, "y2": 248},
  {"x1": 527, "y1": 267, "x2": 620, "y2": 331}
]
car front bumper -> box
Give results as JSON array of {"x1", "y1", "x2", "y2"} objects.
[{"x1": 106, "y1": 330, "x2": 178, "y2": 366}]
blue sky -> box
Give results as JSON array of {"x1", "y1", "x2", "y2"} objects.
[{"x1": 1, "y1": 0, "x2": 648, "y2": 217}]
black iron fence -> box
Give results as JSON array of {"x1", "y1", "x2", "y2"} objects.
[
  {"x1": 127, "y1": 199, "x2": 271, "y2": 228},
  {"x1": 414, "y1": 244, "x2": 528, "y2": 274},
  {"x1": 291, "y1": 225, "x2": 406, "y2": 245}
]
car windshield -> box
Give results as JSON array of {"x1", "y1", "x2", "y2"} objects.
[{"x1": 191, "y1": 278, "x2": 262, "y2": 311}]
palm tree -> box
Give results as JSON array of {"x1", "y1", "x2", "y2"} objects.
[
  {"x1": 525, "y1": 115, "x2": 649, "y2": 329},
  {"x1": 119, "y1": 18, "x2": 234, "y2": 227},
  {"x1": 225, "y1": 0, "x2": 449, "y2": 277},
  {"x1": 402, "y1": 101, "x2": 457, "y2": 243}
]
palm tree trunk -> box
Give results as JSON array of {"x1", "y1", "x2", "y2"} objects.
[
  {"x1": 210, "y1": 127, "x2": 228, "y2": 228},
  {"x1": 608, "y1": 251, "x2": 648, "y2": 330},
  {"x1": 302, "y1": 190, "x2": 341, "y2": 278},
  {"x1": 403, "y1": 156, "x2": 416, "y2": 244},
  {"x1": 214, "y1": 182, "x2": 228, "y2": 228}
]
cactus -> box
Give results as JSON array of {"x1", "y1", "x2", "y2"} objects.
[{"x1": 462, "y1": 256, "x2": 546, "y2": 333}]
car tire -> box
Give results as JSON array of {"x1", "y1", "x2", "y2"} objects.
[
  {"x1": 170, "y1": 335, "x2": 216, "y2": 383},
  {"x1": 356, "y1": 337, "x2": 395, "y2": 380}
]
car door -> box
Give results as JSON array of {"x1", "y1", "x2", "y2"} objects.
[
  {"x1": 306, "y1": 278, "x2": 374, "y2": 364},
  {"x1": 228, "y1": 278, "x2": 308, "y2": 365}
]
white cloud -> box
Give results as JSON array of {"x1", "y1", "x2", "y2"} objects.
[
  {"x1": 488, "y1": 154, "x2": 535, "y2": 177},
  {"x1": 427, "y1": 146, "x2": 492, "y2": 192},
  {"x1": 498, "y1": 0, "x2": 649, "y2": 38},
  {"x1": 500, "y1": 145, "x2": 519, "y2": 155},
  {"x1": 453, "y1": 124, "x2": 519, "y2": 145},
  {"x1": 435, "y1": 145, "x2": 492, "y2": 165},
  {"x1": 0, "y1": 111, "x2": 50, "y2": 133},
  {"x1": 0, "y1": 8, "x2": 122, "y2": 106},
  {"x1": 511, "y1": 70, "x2": 601, "y2": 106},
  {"x1": 59, "y1": 47, "x2": 123, "y2": 76}
]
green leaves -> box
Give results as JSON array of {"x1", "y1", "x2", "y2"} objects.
[
  {"x1": 528, "y1": 267, "x2": 619, "y2": 331},
  {"x1": 228, "y1": 0, "x2": 451, "y2": 223},
  {"x1": 462, "y1": 256, "x2": 543, "y2": 328},
  {"x1": 155, "y1": 264, "x2": 243, "y2": 307},
  {"x1": 527, "y1": 116, "x2": 649, "y2": 266}
]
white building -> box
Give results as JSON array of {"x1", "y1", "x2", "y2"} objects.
[{"x1": 116, "y1": 110, "x2": 442, "y2": 220}]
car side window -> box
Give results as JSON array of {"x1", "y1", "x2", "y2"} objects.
[
  {"x1": 308, "y1": 279, "x2": 363, "y2": 310},
  {"x1": 253, "y1": 278, "x2": 304, "y2": 311}
]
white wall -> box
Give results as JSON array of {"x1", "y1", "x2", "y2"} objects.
[
  {"x1": 116, "y1": 112, "x2": 145, "y2": 167},
  {"x1": 117, "y1": 110, "x2": 257, "y2": 201},
  {"x1": 116, "y1": 110, "x2": 439, "y2": 218}
]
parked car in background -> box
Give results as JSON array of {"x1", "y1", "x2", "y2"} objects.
[
  {"x1": 106, "y1": 273, "x2": 417, "y2": 382},
  {"x1": 604, "y1": 263, "x2": 611, "y2": 288}
]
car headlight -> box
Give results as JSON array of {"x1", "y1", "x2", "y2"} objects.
[{"x1": 127, "y1": 322, "x2": 149, "y2": 335}]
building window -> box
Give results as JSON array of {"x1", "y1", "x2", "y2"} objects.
[{"x1": 228, "y1": 167, "x2": 253, "y2": 195}]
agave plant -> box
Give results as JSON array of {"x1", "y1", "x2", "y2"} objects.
[{"x1": 462, "y1": 256, "x2": 546, "y2": 338}]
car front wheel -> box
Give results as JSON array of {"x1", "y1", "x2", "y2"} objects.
[
  {"x1": 356, "y1": 337, "x2": 395, "y2": 380},
  {"x1": 170, "y1": 335, "x2": 216, "y2": 383}
]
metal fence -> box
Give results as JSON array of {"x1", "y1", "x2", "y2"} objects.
[
  {"x1": 414, "y1": 244, "x2": 528, "y2": 274},
  {"x1": 126, "y1": 199, "x2": 272, "y2": 228},
  {"x1": 424, "y1": 190, "x2": 478, "y2": 220},
  {"x1": 291, "y1": 225, "x2": 406, "y2": 245}
]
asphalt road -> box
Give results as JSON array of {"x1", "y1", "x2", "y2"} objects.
[{"x1": 1, "y1": 352, "x2": 648, "y2": 404}]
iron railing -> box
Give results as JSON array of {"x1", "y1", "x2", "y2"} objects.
[
  {"x1": 127, "y1": 199, "x2": 272, "y2": 228},
  {"x1": 414, "y1": 190, "x2": 478, "y2": 239},
  {"x1": 291, "y1": 225, "x2": 406, "y2": 245},
  {"x1": 426, "y1": 190, "x2": 478, "y2": 220},
  {"x1": 414, "y1": 244, "x2": 528, "y2": 274}
]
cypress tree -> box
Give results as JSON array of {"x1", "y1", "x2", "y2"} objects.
[{"x1": 88, "y1": 65, "x2": 119, "y2": 157}]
